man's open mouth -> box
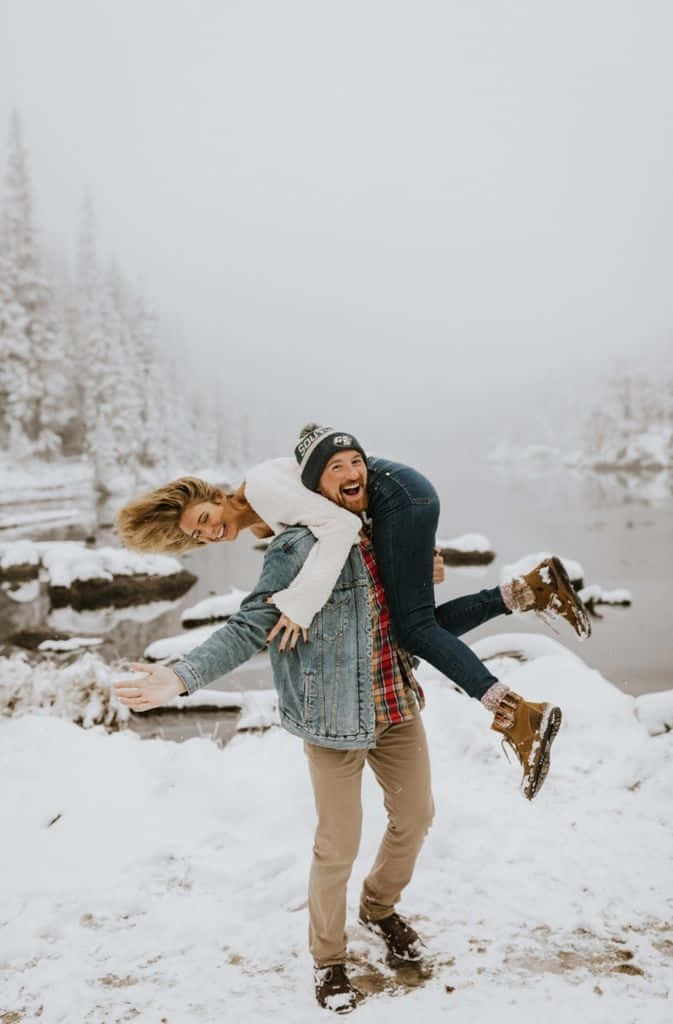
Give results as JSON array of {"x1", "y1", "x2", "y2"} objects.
[{"x1": 341, "y1": 483, "x2": 362, "y2": 498}]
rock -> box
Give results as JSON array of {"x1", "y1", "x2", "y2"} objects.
[
  {"x1": 9, "y1": 626, "x2": 73, "y2": 651},
  {"x1": 49, "y1": 569, "x2": 197, "y2": 611},
  {"x1": 439, "y1": 547, "x2": 495, "y2": 567},
  {"x1": 0, "y1": 562, "x2": 39, "y2": 583}
]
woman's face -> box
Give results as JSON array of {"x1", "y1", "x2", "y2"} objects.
[{"x1": 179, "y1": 496, "x2": 241, "y2": 544}]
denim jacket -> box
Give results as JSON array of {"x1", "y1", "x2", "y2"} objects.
[{"x1": 173, "y1": 527, "x2": 376, "y2": 749}]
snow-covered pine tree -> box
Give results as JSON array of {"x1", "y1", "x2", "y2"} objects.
[
  {"x1": 73, "y1": 194, "x2": 117, "y2": 491},
  {"x1": 0, "y1": 110, "x2": 69, "y2": 457}
]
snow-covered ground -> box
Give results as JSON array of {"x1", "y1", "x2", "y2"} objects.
[
  {"x1": 1, "y1": 635, "x2": 672, "y2": 1023},
  {"x1": 488, "y1": 425, "x2": 673, "y2": 482},
  {"x1": 0, "y1": 458, "x2": 94, "y2": 508}
]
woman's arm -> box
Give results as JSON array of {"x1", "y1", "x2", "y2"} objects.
[
  {"x1": 113, "y1": 533, "x2": 307, "y2": 706},
  {"x1": 245, "y1": 459, "x2": 362, "y2": 630}
]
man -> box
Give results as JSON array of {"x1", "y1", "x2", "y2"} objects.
[
  {"x1": 115, "y1": 515, "x2": 433, "y2": 1012},
  {"x1": 114, "y1": 433, "x2": 566, "y2": 1013}
]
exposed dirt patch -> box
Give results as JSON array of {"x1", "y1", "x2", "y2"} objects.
[
  {"x1": 503, "y1": 927, "x2": 649, "y2": 979},
  {"x1": 347, "y1": 950, "x2": 454, "y2": 998},
  {"x1": 98, "y1": 974, "x2": 139, "y2": 989}
]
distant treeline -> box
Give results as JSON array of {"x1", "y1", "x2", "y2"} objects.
[{"x1": 0, "y1": 111, "x2": 239, "y2": 490}]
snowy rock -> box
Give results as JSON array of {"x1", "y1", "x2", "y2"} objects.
[
  {"x1": 181, "y1": 587, "x2": 249, "y2": 628},
  {"x1": 42, "y1": 544, "x2": 196, "y2": 610},
  {"x1": 144, "y1": 623, "x2": 223, "y2": 662},
  {"x1": 38, "y1": 637, "x2": 103, "y2": 652},
  {"x1": 0, "y1": 539, "x2": 40, "y2": 581},
  {"x1": 0, "y1": 652, "x2": 129, "y2": 727},
  {"x1": 237, "y1": 689, "x2": 280, "y2": 731},
  {"x1": 578, "y1": 585, "x2": 632, "y2": 612},
  {"x1": 0, "y1": 540, "x2": 197, "y2": 609},
  {"x1": 437, "y1": 533, "x2": 495, "y2": 566},
  {"x1": 634, "y1": 690, "x2": 673, "y2": 736},
  {"x1": 9, "y1": 626, "x2": 75, "y2": 652}
]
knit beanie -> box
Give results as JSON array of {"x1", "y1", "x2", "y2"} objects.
[{"x1": 294, "y1": 423, "x2": 367, "y2": 492}]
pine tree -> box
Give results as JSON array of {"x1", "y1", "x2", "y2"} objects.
[{"x1": 0, "y1": 110, "x2": 69, "y2": 457}]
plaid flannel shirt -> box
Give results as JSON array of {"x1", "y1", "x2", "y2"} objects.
[{"x1": 359, "y1": 532, "x2": 425, "y2": 725}]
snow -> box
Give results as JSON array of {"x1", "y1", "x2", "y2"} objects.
[
  {"x1": 581, "y1": 426, "x2": 673, "y2": 473},
  {"x1": 144, "y1": 623, "x2": 223, "y2": 661},
  {"x1": 436, "y1": 533, "x2": 493, "y2": 553},
  {"x1": 501, "y1": 552, "x2": 585, "y2": 586},
  {"x1": 38, "y1": 637, "x2": 103, "y2": 652},
  {"x1": 634, "y1": 691, "x2": 673, "y2": 736},
  {"x1": 1, "y1": 579, "x2": 40, "y2": 603},
  {"x1": 181, "y1": 587, "x2": 249, "y2": 625},
  {"x1": 579, "y1": 585, "x2": 632, "y2": 606},
  {"x1": 40, "y1": 543, "x2": 184, "y2": 588},
  {"x1": 0, "y1": 506, "x2": 81, "y2": 530},
  {"x1": 0, "y1": 538, "x2": 40, "y2": 568},
  {"x1": 1, "y1": 639, "x2": 672, "y2": 1022},
  {"x1": 0, "y1": 539, "x2": 184, "y2": 588},
  {"x1": 0, "y1": 458, "x2": 93, "y2": 507}
]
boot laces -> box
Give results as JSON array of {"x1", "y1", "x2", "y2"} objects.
[{"x1": 500, "y1": 737, "x2": 514, "y2": 763}]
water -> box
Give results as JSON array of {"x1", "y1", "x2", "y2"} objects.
[{"x1": 1, "y1": 463, "x2": 671, "y2": 698}]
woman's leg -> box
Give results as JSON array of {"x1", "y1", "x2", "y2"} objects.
[
  {"x1": 371, "y1": 472, "x2": 500, "y2": 701},
  {"x1": 435, "y1": 587, "x2": 510, "y2": 637}
]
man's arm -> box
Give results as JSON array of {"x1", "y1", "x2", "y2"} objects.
[{"x1": 113, "y1": 534, "x2": 307, "y2": 711}]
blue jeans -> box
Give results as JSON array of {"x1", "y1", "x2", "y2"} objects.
[{"x1": 368, "y1": 458, "x2": 510, "y2": 701}]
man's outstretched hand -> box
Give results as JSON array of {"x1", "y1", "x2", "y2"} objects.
[{"x1": 113, "y1": 662, "x2": 185, "y2": 712}]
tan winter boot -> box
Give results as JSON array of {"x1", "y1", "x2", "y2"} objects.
[
  {"x1": 491, "y1": 692, "x2": 562, "y2": 800},
  {"x1": 511, "y1": 556, "x2": 592, "y2": 639}
]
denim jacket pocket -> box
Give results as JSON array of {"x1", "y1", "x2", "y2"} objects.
[{"x1": 318, "y1": 587, "x2": 351, "y2": 642}]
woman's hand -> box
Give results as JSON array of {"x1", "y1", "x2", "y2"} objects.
[
  {"x1": 266, "y1": 606, "x2": 308, "y2": 652},
  {"x1": 433, "y1": 547, "x2": 445, "y2": 584},
  {"x1": 113, "y1": 663, "x2": 185, "y2": 712}
]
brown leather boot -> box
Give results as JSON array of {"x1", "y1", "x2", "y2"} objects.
[
  {"x1": 314, "y1": 964, "x2": 361, "y2": 1014},
  {"x1": 512, "y1": 556, "x2": 592, "y2": 639},
  {"x1": 358, "y1": 911, "x2": 425, "y2": 962},
  {"x1": 491, "y1": 691, "x2": 562, "y2": 800}
]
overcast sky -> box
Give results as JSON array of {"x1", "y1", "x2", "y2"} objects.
[{"x1": 1, "y1": 0, "x2": 672, "y2": 470}]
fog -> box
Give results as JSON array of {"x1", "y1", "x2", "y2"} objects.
[{"x1": 2, "y1": 0, "x2": 672, "y2": 468}]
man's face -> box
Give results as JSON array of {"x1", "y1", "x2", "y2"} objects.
[
  {"x1": 179, "y1": 494, "x2": 241, "y2": 543},
  {"x1": 318, "y1": 450, "x2": 368, "y2": 514}
]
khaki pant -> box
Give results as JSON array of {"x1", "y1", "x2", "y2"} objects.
[{"x1": 304, "y1": 707, "x2": 435, "y2": 967}]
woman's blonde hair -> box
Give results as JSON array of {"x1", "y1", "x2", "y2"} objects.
[{"x1": 116, "y1": 476, "x2": 242, "y2": 554}]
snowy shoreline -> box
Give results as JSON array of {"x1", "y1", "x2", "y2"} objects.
[{"x1": 1, "y1": 634, "x2": 672, "y2": 1022}]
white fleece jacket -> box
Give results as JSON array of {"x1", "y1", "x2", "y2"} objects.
[{"x1": 243, "y1": 457, "x2": 362, "y2": 629}]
